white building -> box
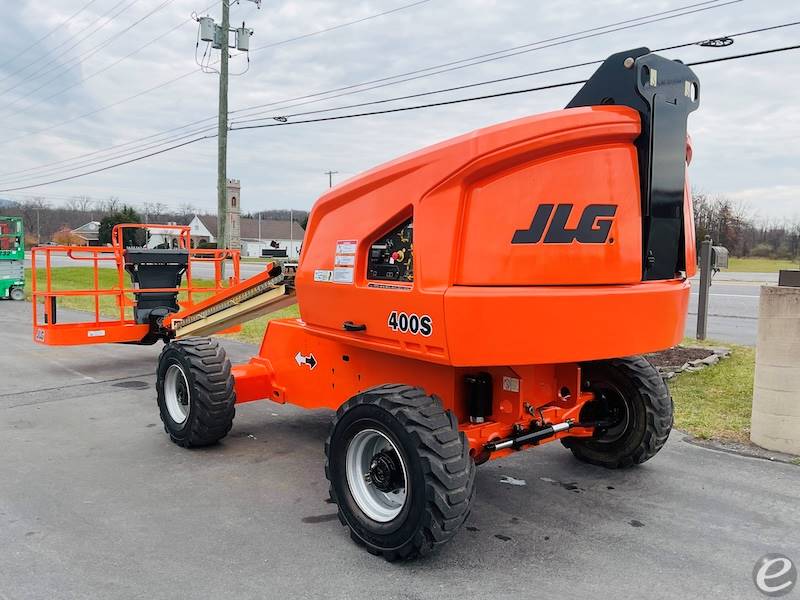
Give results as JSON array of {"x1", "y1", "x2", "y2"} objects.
[
  {"x1": 70, "y1": 221, "x2": 101, "y2": 246},
  {"x1": 147, "y1": 214, "x2": 304, "y2": 258}
]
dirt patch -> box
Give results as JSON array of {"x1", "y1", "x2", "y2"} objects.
[{"x1": 645, "y1": 346, "x2": 715, "y2": 369}]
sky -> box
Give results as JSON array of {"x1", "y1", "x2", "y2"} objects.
[{"x1": 0, "y1": 0, "x2": 798, "y2": 222}]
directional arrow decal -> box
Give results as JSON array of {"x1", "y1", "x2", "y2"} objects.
[{"x1": 294, "y1": 351, "x2": 317, "y2": 370}]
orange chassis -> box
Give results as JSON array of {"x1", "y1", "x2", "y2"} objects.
[{"x1": 231, "y1": 278, "x2": 689, "y2": 462}]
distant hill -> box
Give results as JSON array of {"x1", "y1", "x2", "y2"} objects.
[{"x1": 0, "y1": 198, "x2": 19, "y2": 208}]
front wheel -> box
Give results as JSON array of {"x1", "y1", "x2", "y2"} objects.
[
  {"x1": 156, "y1": 337, "x2": 236, "y2": 447},
  {"x1": 9, "y1": 287, "x2": 24, "y2": 301},
  {"x1": 562, "y1": 356, "x2": 672, "y2": 468},
  {"x1": 325, "y1": 385, "x2": 475, "y2": 561}
]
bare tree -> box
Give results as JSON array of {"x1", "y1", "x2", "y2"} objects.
[
  {"x1": 64, "y1": 195, "x2": 93, "y2": 212},
  {"x1": 27, "y1": 196, "x2": 49, "y2": 209},
  {"x1": 142, "y1": 201, "x2": 168, "y2": 223},
  {"x1": 62, "y1": 197, "x2": 81, "y2": 211},
  {"x1": 101, "y1": 196, "x2": 121, "y2": 213},
  {"x1": 18, "y1": 197, "x2": 50, "y2": 242},
  {"x1": 178, "y1": 203, "x2": 196, "y2": 216}
]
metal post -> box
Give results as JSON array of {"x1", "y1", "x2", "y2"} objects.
[
  {"x1": 696, "y1": 235, "x2": 713, "y2": 340},
  {"x1": 217, "y1": 0, "x2": 230, "y2": 273},
  {"x1": 325, "y1": 170, "x2": 338, "y2": 188},
  {"x1": 289, "y1": 209, "x2": 294, "y2": 258}
]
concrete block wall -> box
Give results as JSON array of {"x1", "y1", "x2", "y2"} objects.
[{"x1": 751, "y1": 286, "x2": 800, "y2": 455}]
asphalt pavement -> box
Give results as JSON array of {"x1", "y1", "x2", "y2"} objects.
[
  {"x1": 1, "y1": 300, "x2": 797, "y2": 600},
  {"x1": 685, "y1": 271, "x2": 771, "y2": 345}
]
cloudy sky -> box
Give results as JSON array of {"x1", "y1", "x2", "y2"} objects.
[{"x1": 0, "y1": 0, "x2": 798, "y2": 221}]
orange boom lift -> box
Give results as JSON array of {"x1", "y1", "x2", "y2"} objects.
[{"x1": 34, "y1": 49, "x2": 700, "y2": 561}]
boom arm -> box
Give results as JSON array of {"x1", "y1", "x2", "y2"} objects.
[{"x1": 567, "y1": 48, "x2": 700, "y2": 280}]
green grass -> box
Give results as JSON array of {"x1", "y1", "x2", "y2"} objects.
[
  {"x1": 223, "y1": 304, "x2": 300, "y2": 345},
  {"x1": 669, "y1": 342, "x2": 754, "y2": 442},
  {"x1": 24, "y1": 267, "x2": 298, "y2": 344},
  {"x1": 726, "y1": 257, "x2": 799, "y2": 273},
  {"x1": 26, "y1": 267, "x2": 134, "y2": 318},
  {"x1": 25, "y1": 267, "x2": 223, "y2": 315},
  {"x1": 240, "y1": 257, "x2": 273, "y2": 263}
]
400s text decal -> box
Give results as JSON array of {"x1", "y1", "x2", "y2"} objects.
[{"x1": 387, "y1": 311, "x2": 432, "y2": 337}]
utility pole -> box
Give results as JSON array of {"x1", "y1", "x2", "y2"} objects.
[
  {"x1": 216, "y1": 0, "x2": 230, "y2": 256},
  {"x1": 325, "y1": 170, "x2": 338, "y2": 188},
  {"x1": 289, "y1": 208, "x2": 294, "y2": 258},
  {"x1": 195, "y1": 1, "x2": 258, "y2": 274}
]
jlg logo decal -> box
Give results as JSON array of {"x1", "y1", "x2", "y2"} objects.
[{"x1": 512, "y1": 204, "x2": 617, "y2": 244}]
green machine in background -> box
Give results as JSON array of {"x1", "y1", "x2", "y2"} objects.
[{"x1": 0, "y1": 216, "x2": 25, "y2": 301}]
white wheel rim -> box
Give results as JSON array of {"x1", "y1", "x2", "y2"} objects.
[
  {"x1": 345, "y1": 429, "x2": 408, "y2": 523},
  {"x1": 164, "y1": 363, "x2": 190, "y2": 425}
]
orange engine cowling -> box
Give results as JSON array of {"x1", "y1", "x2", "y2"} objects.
[{"x1": 294, "y1": 48, "x2": 699, "y2": 367}]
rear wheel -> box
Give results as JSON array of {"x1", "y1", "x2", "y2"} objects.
[
  {"x1": 9, "y1": 287, "x2": 24, "y2": 301},
  {"x1": 325, "y1": 385, "x2": 475, "y2": 561},
  {"x1": 562, "y1": 356, "x2": 672, "y2": 468},
  {"x1": 156, "y1": 337, "x2": 235, "y2": 447}
]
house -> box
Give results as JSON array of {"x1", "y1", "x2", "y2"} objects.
[
  {"x1": 148, "y1": 214, "x2": 304, "y2": 258},
  {"x1": 70, "y1": 221, "x2": 101, "y2": 246},
  {"x1": 146, "y1": 221, "x2": 191, "y2": 248}
]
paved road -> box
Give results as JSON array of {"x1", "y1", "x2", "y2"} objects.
[
  {"x1": 1, "y1": 301, "x2": 797, "y2": 600},
  {"x1": 685, "y1": 272, "x2": 770, "y2": 345}
]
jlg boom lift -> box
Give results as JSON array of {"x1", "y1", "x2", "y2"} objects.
[{"x1": 34, "y1": 49, "x2": 699, "y2": 560}]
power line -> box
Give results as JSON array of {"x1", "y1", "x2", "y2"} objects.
[
  {"x1": 231, "y1": 19, "x2": 800, "y2": 127},
  {"x1": 28, "y1": 9, "x2": 209, "y2": 110},
  {"x1": 0, "y1": 0, "x2": 178, "y2": 117},
  {"x1": 0, "y1": 0, "x2": 141, "y2": 91},
  {"x1": 0, "y1": 0, "x2": 102, "y2": 70},
  {"x1": 6, "y1": 0, "x2": 742, "y2": 166},
  {"x1": 2, "y1": 12, "x2": 793, "y2": 184},
  {"x1": 231, "y1": 79, "x2": 589, "y2": 132},
  {"x1": 0, "y1": 0, "x2": 741, "y2": 175},
  {"x1": 228, "y1": 0, "x2": 741, "y2": 120},
  {"x1": 657, "y1": 19, "x2": 800, "y2": 51},
  {"x1": 249, "y1": 0, "x2": 432, "y2": 52},
  {"x1": 0, "y1": 0, "x2": 740, "y2": 188},
  {"x1": 0, "y1": 125, "x2": 219, "y2": 184},
  {"x1": 685, "y1": 42, "x2": 800, "y2": 65},
  {"x1": 0, "y1": 134, "x2": 216, "y2": 192},
  {"x1": 1, "y1": 41, "x2": 797, "y2": 193},
  {"x1": 7, "y1": 0, "x2": 149, "y2": 93},
  {"x1": 1, "y1": 12, "x2": 791, "y2": 185},
  {"x1": 228, "y1": 43, "x2": 800, "y2": 132},
  {"x1": 0, "y1": 0, "x2": 427, "y2": 145},
  {"x1": 0, "y1": 117, "x2": 216, "y2": 178}
]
